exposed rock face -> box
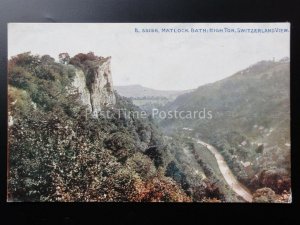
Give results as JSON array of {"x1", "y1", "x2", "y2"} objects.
[
  {"x1": 71, "y1": 57, "x2": 116, "y2": 117},
  {"x1": 72, "y1": 68, "x2": 92, "y2": 112}
]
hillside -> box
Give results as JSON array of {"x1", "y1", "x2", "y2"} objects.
[
  {"x1": 115, "y1": 85, "x2": 192, "y2": 113},
  {"x1": 161, "y1": 59, "x2": 291, "y2": 201},
  {"x1": 7, "y1": 52, "x2": 193, "y2": 202},
  {"x1": 7, "y1": 53, "x2": 291, "y2": 202},
  {"x1": 115, "y1": 84, "x2": 191, "y2": 99},
  {"x1": 7, "y1": 52, "x2": 227, "y2": 202}
]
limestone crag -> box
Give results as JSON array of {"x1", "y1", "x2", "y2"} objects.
[
  {"x1": 71, "y1": 57, "x2": 116, "y2": 116},
  {"x1": 72, "y1": 68, "x2": 92, "y2": 112}
]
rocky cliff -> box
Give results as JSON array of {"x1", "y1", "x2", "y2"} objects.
[
  {"x1": 71, "y1": 56, "x2": 116, "y2": 117},
  {"x1": 8, "y1": 52, "x2": 191, "y2": 202}
]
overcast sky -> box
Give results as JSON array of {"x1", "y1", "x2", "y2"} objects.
[{"x1": 8, "y1": 23, "x2": 290, "y2": 90}]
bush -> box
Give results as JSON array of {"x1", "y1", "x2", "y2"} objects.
[
  {"x1": 253, "y1": 188, "x2": 276, "y2": 203},
  {"x1": 8, "y1": 66, "x2": 34, "y2": 90},
  {"x1": 165, "y1": 161, "x2": 190, "y2": 190},
  {"x1": 126, "y1": 153, "x2": 157, "y2": 180},
  {"x1": 8, "y1": 52, "x2": 191, "y2": 202},
  {"x1": 104, "y1": 131, "x2": 136, "y2": 162},
  {"x1": 250, "y1": 169, "x2": 291, "y2": 194},
  {"x1": 142, "y1": 176, "x2": 191, "y2": 202},
  {"x1": 8, "y1": 86, "x2": 33, "y2": 116}
]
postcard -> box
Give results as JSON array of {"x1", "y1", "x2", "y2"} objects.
[{"x1": 7, "y1": 23, "x2": 291, "y2": 202}]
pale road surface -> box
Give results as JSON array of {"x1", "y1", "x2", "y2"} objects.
[{"x1": 195, "y1": 139, "x2": 253, "y2": 202}]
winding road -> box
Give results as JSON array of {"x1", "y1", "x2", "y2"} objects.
[{"x1": 195, "y1": 139, "x2": 253, "y2": 202}]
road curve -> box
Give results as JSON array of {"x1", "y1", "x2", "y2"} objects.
[{"x1": 195, "y1": 139, "x2": 253, "y2": 202}]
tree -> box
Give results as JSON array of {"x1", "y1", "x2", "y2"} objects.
[
  {"x1": 41, "y1": 55, "x2": 55, "y2": 64},
  {"x1": 59, "y1": 53, "x2": 70, "y2": 64}
]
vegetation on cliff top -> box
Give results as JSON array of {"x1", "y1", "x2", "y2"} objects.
[{"x1": 8, "y1": 52, "x2": 219, "y2": 202}]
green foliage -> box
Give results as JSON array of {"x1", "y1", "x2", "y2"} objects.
[
  {"x1": 8, "y1": 86, "x2": 33, "y2": 116},
  {"x1": 8, "y1": 52, "x2": 76, "y2": 112},
  {"x1": 8, "y1": 52, "x2": 190, "y2": 202},
  {"x1": 104, "y1": 131, "x2": 136, "y2": 163},
  {"x1": 253, "y1": 188, "x2": 277, "y2": 203},
  {"x1": 34, "y1": 66, "x2": 56, "y2": 80},
  {"x1": 126, "y1": 153, "x2": 157, "y2": 180},
  {"x1": 161, "y1": 60, "x2": 290, "y2": 195},
  {"x1": 58, "y1": 53, "x2": 70, "y2": 64},
  {"x1": 8, "y1": 66, "x2": 34, "y2": 90},
  {"x1": 165, "y1": 161, "x2": 190, "y2": 190}
]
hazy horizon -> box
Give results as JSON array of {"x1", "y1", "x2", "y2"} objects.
[{"x1": 8, "y1": 23, "x2": 290, "y2": 90}]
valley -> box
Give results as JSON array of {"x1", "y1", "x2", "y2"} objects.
[
  {"x1": 195, "y1": 138, "x2": 252, "y2": 202},
  {"x1": 124, "y1": 58, "x2": 291, "y2": 202},
  {"x1": 7, "y1": 52, "x2": 291, "y2": 203}
]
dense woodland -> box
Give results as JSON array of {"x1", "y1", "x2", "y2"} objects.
[
  {"x1": 8, "y1": 52, "x2": 227, "y2": 202},
  {"x1": 8, "y1": 53, "x2": 291, "y2": 202}
]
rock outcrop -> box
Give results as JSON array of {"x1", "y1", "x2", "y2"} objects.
[
  {"x1": 72, "y1": 68, "x2": 92, "y2": 111},
  {"x1": 71, "y1": 56, "x2": 116, "y2": 117}
]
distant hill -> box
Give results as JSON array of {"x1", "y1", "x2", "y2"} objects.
[
  {"x1": 164, "y1": 59, "x2": 290, "y2": 131},
  {"x1": 115, "y1": 84, "x2": 192, "y2": 99},
  {"x1": 161, "y1": 59, "x2": 291, "y2": 194}
]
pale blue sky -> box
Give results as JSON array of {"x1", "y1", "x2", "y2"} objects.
[{"x1": 8, "y1": 23, "x2": 290, "y2": 90}]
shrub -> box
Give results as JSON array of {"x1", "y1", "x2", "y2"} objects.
[
  {"x1": 165, "y1": 161, "x2": 190, "y2": 190},
  {"x1": 104, "y1": 131, "x2": 136, "y2": 162},
  {"x1": 253, "y1": 188, "x2": 276, "y2": 203},
  {"x1": 126, "y1": 153, "x2": 157, "y2": 180},
  {"x1": 8, "y1": 66, "x2": 34, "y2": 90},
  {"x1": 8, "y1": 52, "x2": 191, "y2": 202}
]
